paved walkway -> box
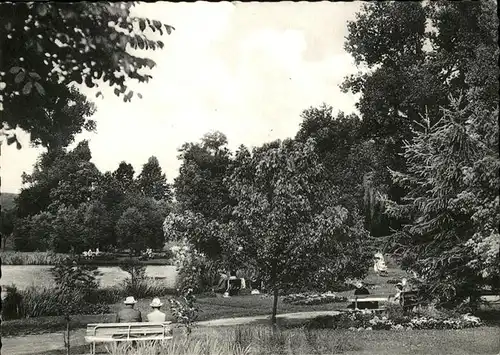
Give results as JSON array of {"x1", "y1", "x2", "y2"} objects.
[{"x1": 2, "y1": 310, "x2": 341, "y2": 355}]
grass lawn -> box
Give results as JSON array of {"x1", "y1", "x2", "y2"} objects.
[
  {"x1": 22, "y1": 325, "x2": 500, "y2": 355},
  {"x1": 1, "y1": 293, "x2": 346, "y2": 337}
]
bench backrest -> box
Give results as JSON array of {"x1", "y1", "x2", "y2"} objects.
[
  {"x1": 350, "y1": 295, "x2": 390, "y2": 302},
  {"x1": 86, "y1": 322, "x2": 172, "y2": 338},
  {"x1": 228, "y1": 279, "x2": 242, "y2": 289},
  {"x1": 226, "y1": 279, "x2": 242, "y2": 296}
]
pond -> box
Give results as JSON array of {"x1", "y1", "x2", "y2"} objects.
[{"x1": 0, "y1": 265, "x2": 178, "y2": 292}]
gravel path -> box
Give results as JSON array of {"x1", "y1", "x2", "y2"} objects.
[{"x1": 1, "y1": 310, "x2": 340, "y2": 355}]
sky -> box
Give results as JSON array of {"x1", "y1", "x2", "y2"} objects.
[{"x1": 1, "y1": 1, "x2": 363, "y2": 194}]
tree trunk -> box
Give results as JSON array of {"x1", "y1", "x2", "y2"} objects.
[
  {"x1": 271, "y1": 287, "x2": 279, "y2": 329},
  {"x1": 65, "y1": 315, "x2": 71, "y2": 355}
]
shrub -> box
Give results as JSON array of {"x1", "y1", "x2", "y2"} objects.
[
  {"x1": 307, "y1": 309, "x2": 483, "y2": 331},
  {"x1": 85, "y1": 287, "x2": 124, "y2": 305},
  {"x1": 172, "y1": 244, "x2": 220, "y2": 294},
  {"x1": 282, "y1": 292, "x2": 347, "y2": 305},
  {"x1": 169, "y1": 288, "x2": 199, "y2": 335},
  {"x1": 51, "y1": 259, "x2": 102, "y2": 290},
  {"x1": 120, "y1": 278, "x2": 176, "y2": 299},
  {"x1": 1, "y1": 286, "x2": 110, "y2": 320},
  {"x1": 0, "y1": 251, "x2": 70, "y2": 265}
]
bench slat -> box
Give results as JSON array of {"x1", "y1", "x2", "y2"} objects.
[
  {"x1": 348, "y1": 297, "x2": 389, "y2": 302},
  {"x1": 85, "y1": 336, "x2": 173, "y2": 343}
]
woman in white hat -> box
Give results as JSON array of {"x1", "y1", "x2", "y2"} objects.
[
  {"x1": 147, "y1": 298, "x2": 166, "y2": 322},
  {"x1": 116, "y1": 296, "x2": 142, "y2": 323}
]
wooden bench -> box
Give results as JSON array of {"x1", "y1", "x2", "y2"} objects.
[
  {"x1": 348, "y1": 295, "x2": 390, "y2": 311},
  {"x1": 85, "y1": 322, "x2": 173, "y2": 354},
  {"x1": 225, "y1": 278, "x2": 242, "y2": 296},
  {"x1": 400, "y1": 291, "x2": 420, "y2": 309}
]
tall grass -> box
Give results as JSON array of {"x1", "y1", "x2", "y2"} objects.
[
  {"x1": 106, "y1": 326, "x2": 360, "y2": 355},
  {"x1": 121, "y1": 277, "x2": 177, "y2": 299},
  {"x1": 1, "y1": 285, "x2": 110, "y2": 320},
  {"x1": 0, "y1": 251, "x2": 70, "y2": 265}
]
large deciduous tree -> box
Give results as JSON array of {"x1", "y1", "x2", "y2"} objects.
[
  {"x1": 226, "y1": 139, "x2": 372, "y2": 325},
  {"x1": 342, "y1": 0, "x2": 498, "y2": 204},
  {"x1": 174, "y1": 132, "x2": 234, "y2": 222},
  {"x1": 112, "y1": 161, "x2": 136, "y2": 193},
  {"x1": 0, "y1": 2, "x2": 174, "y2": 146},
  {"x1": 295, "y1": 105, "x2": 391, "y2": 237}
]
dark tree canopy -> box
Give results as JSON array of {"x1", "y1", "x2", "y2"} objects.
[
  {"x1": 174, "y1": 131, "x2": 234, "y2": 222},
  {"x1": 136, "y1": 156, "x2": 172, "y2": 202},
  {"x1": 0, "y1": 2, "x2": 174, "y2": 146},
  {"x1": 28, "y1": 86, "x2": 97, "y2": 151},
  {"x1": 113, "y1": 161, "x2": 136, "y2": 193}
]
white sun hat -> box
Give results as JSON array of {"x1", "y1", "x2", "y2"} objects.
[
  {"x1": 124, "y1": 296, "x2": 137, "y2": 304},
  {"x1": 150, "y1": 297, "x2": 163, "y2": 307}
]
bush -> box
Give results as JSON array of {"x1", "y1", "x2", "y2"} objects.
[
  {"x1": 1, "y1": 286, "x2": 110, "y2": 320},
  {"x1": 282, "y1": 292, "x2": 347, "y2": 305},
  {"x1": 120, "y1": 278, "x2": 176, "y2": 299},
  {"x1": 172, "y1": 244, "x2": 220, "y2": 294},
  {"x1": 119, "y1": 258, "x2": 146, "y2": 281},
  {"x1": 307, "y1": 309, "x2": 483, "y2": 331},
  {"x1": 51, "y1": 258, "x2": 102, "y2": 290},
  {"x1": 0, "y1": 251, "x2": 70, "y2": 265},
  {"x1": 85, "y1": 287, "x2": 124, "y2": 305}
]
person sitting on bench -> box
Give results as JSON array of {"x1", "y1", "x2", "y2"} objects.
[
  {"x1": 147, "y1": 298, "x2": 166, "y2": 322},
  {"x1": 214, "y1": 269, "x2": 229, "y2": 293},
  {"x1": 347, "y1": 281, "x2": 378, "y2": 309},
  {"x1": 116, "y1": 296, "x2": 142, "y2": 323}
]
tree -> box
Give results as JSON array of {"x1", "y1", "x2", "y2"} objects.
[
  {"x1": 385, "y1": 94, "x2": 499, "y2": 307},
  {"x1": 136, "y1": 156, "x2": 171, "y2": 201},
  {"x1": 25, "y1": 86, "x2": 96, "y2": 152},
  {"x1": 115, "y1": 207, "x2": 148, "y2": 254},
  {"x1": 13, "y1": 141, "x2": 102, "y2": 250},
  {"x1": 112, "y1": 161, "x2": 136, "y2": 193},
  {"x1": 342, "y1": 0, "x2": 498, "y2": 206},
  {"x1": 174, "y1": 132, "x2": 234, "y2": 222},
  {"x1": 163, "y1": 209, "x2": 224, "y2": 260},
  {"x1": 0, "y1": 2, "x2": 174, "y2": 146},
  {"x1": 13, "y1": 211, "x2": 54, "y2": 251},
  {"x1": 226, "y1": 138, "x2": 372, "y2": 325},
  {"x1": 295, "y1": 105, "x2": 391, "y2": 237},
  {"x1": 1, "y1": 208, "x2": 15, "y2": 250}
]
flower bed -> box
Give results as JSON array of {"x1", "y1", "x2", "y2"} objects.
[
  {"x1": 308, "y1": 310, "x2": 482, "y2": 331},
  {"x1": 282, "y1": 292, "x2": 347, "y2": 305}
]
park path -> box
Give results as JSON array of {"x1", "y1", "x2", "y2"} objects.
[{"x1": 1, "y1": 310, "x2": 341, "y2": 355}]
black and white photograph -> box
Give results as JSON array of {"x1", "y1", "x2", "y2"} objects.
[{"x1": 0, "y1": 1, "x2": 499, "y2": 354}]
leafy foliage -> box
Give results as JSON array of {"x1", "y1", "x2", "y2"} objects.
[
  {"x1": 169, "y1": 288, "x2": 199, "y2": 335},
  {"x1": 295, "y1": 105, "x2": 392, "y2": 237},
  {"x1": 342, "y1": 0, "x2": 499, "y2": 210},
  {"x1": 226, "y1": 138, "x2": 373, "y2": 323},
  {"x1": 136, "y1": 156, "x2": 172, "y2": 201},
  {"x1": 174, "y1": 132, "x2": 234, "y2": 222},
  {"x1": 385, "y1": 94, "x2": 499, "y2": 306},
  {"x1": 0, "y1": 2, "x2": 173, "y2": 146},
  {"x1": 51, "y1": 258, "x2": 101, "y2": 291},
  {"x1": 12, "y1": 144, "x2": 170, "y2": 252}
]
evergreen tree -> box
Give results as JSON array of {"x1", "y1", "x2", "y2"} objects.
[
  {"x1": 136, "y1": 156, "x2": 171, "y2": 201},
  {"x1": 385, "y1": 94, "x2": 499, "y2": 307}
]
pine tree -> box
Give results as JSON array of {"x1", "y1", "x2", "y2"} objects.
[
  {"x1": 136, "y1": 156, "x2": 172, "y2": 201},
  {"x1": 385, "y1": 94, "x2": 499, "y2": 307}
]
